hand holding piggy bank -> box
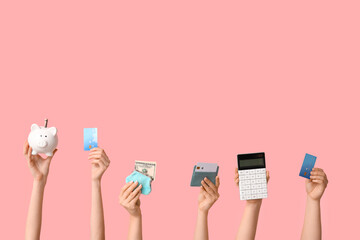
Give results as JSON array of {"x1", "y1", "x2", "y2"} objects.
[{"x1": 28, "y1": 122, "x2": 58, "y2": 156}]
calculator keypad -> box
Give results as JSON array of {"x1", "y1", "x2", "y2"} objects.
[{"x1": 239, "y1": 168, "x2": 267, "y2": 200}]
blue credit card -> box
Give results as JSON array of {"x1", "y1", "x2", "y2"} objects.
[
  {"x1": 84, "y1": 128, "x2": 98, "y2": 151},
  {"x1": 299, "y1": 153, "x2": 317, "y2": 179}
]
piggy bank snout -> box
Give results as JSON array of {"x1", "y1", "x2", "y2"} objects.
[{"x1": 37, "y1": 140, "x2": 48, "y2": 148}]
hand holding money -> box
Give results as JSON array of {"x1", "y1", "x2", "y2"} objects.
[{"x1": 119, "y1": 181, "x2": 143, "y2": 217}]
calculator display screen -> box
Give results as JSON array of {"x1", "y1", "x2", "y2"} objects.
[
  {"x1": 239, "y1": 158, "x2": 264, "y2": 168},
  {"x1": 237, "y1": 152, "x2": 266, "y2": 170}
]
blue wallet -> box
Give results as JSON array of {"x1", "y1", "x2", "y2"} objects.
[
  {"x1": 190, "y1": 166, "x2": 219, "y2": 187},
  {"x1": 126, "y1": 171, "x2": 152, "y2": 195}
]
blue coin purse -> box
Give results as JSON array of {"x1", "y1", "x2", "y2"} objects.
[{"x1": 126, "y1": 170, "x2": 152, "y2": 195}]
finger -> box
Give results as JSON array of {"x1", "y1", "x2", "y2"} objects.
[
  {"x1": 311, "y1": 179, "x2": 324, "y2": 184},
  {"x1": 88, "y1": 153, "x2": 110, "y2": 165},
  {"x1": 310, "y1": 175, "x2": 325, "y2": 181},
  {"x1": 215, "y1": 176, "x2": 220, "y2": 188},
  {"x1": 88, "y1": 153, "x2": 102, "y2": 159},
  {"x1": 310, "y1": 170, "x2": 326, "y2": 177},
  {"x1": 266, "y1": 171, "x2": 270, "y2": 183},
  {"x1": 204, "y1": 178, "x2": 218, "y2": 192},
  {"x1": 93, "y1": 157, "x2": 109, "y2": 167},
  {"x1": 23, "y1": 141, "x2": 29, "y2": 156},
  {"x1": 28, "y1": 146, "x2": 33, "y2": 162},
  {"x1": 312, "y1": 168, "x2": 324, "y2": 172},
  {"x1": 123, "y1": 182, "x2": 139, "y2": 198},
  {"x1": 90, "y1": 147, "x2": 102, "y2": 152},
  {"x1": 201, "y1": 186, "x2": 211, "y2": 199},
  {"x1": 235, "y1": 167, "x2": 238, "y2": 174},
  {"x1": 129, "y1": 190, "x2": 141, "y2": 205},
  {"x1": 235, "y1": 178, "x2": 239, "y2": 185},
  {"x1": 120, "y1": 182, "x2": 134, "y2": 195},
  {"x1": 127, "y1": 185, "x2": 142, "y2": 201},
  {"x1": 201, "y1": 180, "x2": 215, "y2": 194}
]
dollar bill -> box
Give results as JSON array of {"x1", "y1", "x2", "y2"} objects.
[{"x1": 135, "y1": 161, "x2": 157, "y2": 181}]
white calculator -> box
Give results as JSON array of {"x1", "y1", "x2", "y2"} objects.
[{"x1": 238, "y1": 152, "x2": 268, "y2": 200}]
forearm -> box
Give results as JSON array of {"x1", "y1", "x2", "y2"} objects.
[
  {"x1": 91, "y1": 180, "x2": 105, "y2": 240},
  {"x1": 194, "y1": 210, "x2": 209, "y2": 240},
  {"x1": 25, "y1": 180, "x2": 46, "y2": 240},
  {"x1": 128, "y1": 212, "x2": 143, "y2": 240},
  {"x1": 301, "y1": 197, "x2": 321, "y2": 240},
  {"x1": 236, "y1": 201, "x2": 262, "y2": 240}
]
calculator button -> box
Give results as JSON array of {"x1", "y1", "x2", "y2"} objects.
[
  {"x1": 256, "y1": 179, "x2": 261, "y2": 183},
  {"x1": 256, "y1": 174, "x2": 261, "y2": 179},
  {"x1": 239, "y1": 171, "x2": 245, "y2": 176},
  {"x1": 245, "y1": 175, "x2": 250, "y2": 180},
  {"x1": 250, "y1": 175, "x2": 255, "y2": 179},
  {"x1": 249, "y1": 170, "x2": 256, "y2": 174},
  {"x1": 251, "y1": 180, "x2": 256, "y2": 184},
  {"x1": 245, "y1": 180, "x2": 250, "y2": 184},
  {"x1": 240, "y1": 176, "x2": 245, "y2": 180}
]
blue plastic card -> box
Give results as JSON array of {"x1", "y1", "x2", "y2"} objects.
[
  {"x1": 299, "y1": 153, "x2": 317, "y2": 179},
  {"x1": 84, "y1": 128, "x2": 98, "y2": 151}
]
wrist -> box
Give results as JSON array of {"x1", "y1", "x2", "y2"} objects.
[
  {"x1": 246, "y1": 200, "x2": 262, "y2": 208},
  {"x1": 33, "y1": 179, "x2": 47, "y2": 189},
  {"x1": 307, "y1": 196, "x2": 321, "y2": 204},
  {"x1": 198, "y1": 209, "x2": 209, "y2": 216},
  {"x1": 129, "y1": 209, "x2": 142, "y2": 218},
  {"x1": 92, "y1": 179, "x2": 101, "y2": 186}
]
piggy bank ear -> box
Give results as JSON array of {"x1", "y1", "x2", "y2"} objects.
[
  {"x1": 48, "y1": 127, "x2": 57, "y2": 136},
  {"x1": 31, "y1": 124, "x2": 40, "y2": 131}
]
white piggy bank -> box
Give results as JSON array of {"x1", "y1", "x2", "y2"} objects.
[{"x1": 28, "y1": 124, "x2": 58, "y2": 156}]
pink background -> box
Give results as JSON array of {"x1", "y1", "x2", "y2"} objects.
[{"x1": 0, "y1": 1, "x2": 359, "y2": 239}]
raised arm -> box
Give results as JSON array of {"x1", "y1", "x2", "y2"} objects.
[
  {"x1": 235, "y1": 168, "x2": 269, "y2": 240},
  {"x1": 89, "y1": 148, "x2": 110, "y2": 240},
  {"x1": 119, "y1": 182, "x2": 143, "y2": 240},
  {"x1": 301, "y1": 168, "x2": 328, "y2": 240},
  {"x1": 194, "y1": 176, "x2": 220, "y2": 240},
  {"x1": 24, "y1": 141, "x2": 57, "y2": 240}
]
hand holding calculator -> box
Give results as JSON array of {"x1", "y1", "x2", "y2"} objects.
[{"x1": 237, "y1": 153, "x2": 268, "y2": 201}]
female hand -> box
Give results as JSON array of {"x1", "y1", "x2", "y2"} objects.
[
  {"x1": 119, "y1": 182, "x2": 143, "y2": 217},
  {"x1": 198, "y1": 176, "x2": 220, "y2": 213},
  {"x1": 88, "y1": 148, "x2": 110, "y2": 181},
  {"x1": 23, "y1": 141, "x2": 57, "y2": 183},
  {"x1": 306, "y1": 168, "x2": 328, "y2": 201}
]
